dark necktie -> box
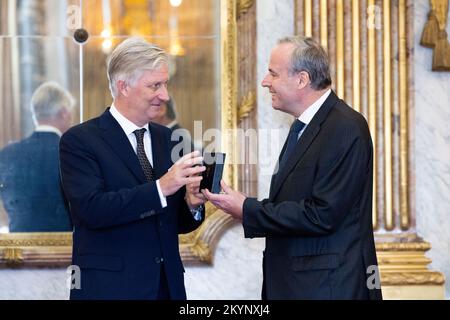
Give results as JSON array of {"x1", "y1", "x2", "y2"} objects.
[
  {"x1": 278, "y1": 119, "x2": 306, "y2": 170},
  {"x1": 133, "y1": 128, "x2": 155, "y2": 182}
]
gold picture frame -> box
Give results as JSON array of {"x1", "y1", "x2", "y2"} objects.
[{"x1": 0, "y1": 0, "x2": 239, "y2": 268}]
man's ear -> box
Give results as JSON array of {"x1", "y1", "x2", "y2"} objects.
[
  {"x1": 60, "y1": 107, "x2": 70, "y2": 119},
  {"x1": 117, "y1": 80, "x2": 129, "y2": 97},
  {"x1": 298, "y1": 71, "x2": 310, "y2": 89},
  {"x1": 56, "y1": 107, "x2": 72, "y2": 125}
]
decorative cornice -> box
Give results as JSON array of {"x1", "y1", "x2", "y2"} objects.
[
  {"x1": 2, "y1": 248, "x2": 23, "y2": 266},
  {"x1": 381, "y1": 271, "x2": 446, "y2": 285},
  {"x1": 375, "y1": 239, "x2": 446, "y2": 287},
  {"x1": 376, "y1": 241, "x2": 432, "y2": 252},
  {"x1": 0, "y1": 239, "x2": 72, "y2": 246},
  {"x1": 0, "y1": 233, "x2": 72, "y2": 247}
]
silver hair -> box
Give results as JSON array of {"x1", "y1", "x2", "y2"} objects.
[
  {"x1": 107, "y1": 37, "x2": 168, "y2": 98},
  {"x1": 278, "y1": 36, "x2": 332, "y2": 90},
  {"x1": 30, "y1": 81, "x2": 75, "y2": 124}
]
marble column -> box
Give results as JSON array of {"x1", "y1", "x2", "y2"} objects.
[{"x1": 415, "y1": 0, "x2": 450, "y2": 299}]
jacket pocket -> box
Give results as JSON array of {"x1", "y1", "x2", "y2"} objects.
[
  {"x1": 291, "y1": 253, "x2": 340, "y2": 271},
  {"x1": 76, "y1": 254, "x2": 123, "y2": 271}
]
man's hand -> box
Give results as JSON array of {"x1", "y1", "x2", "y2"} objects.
[
  {"x1": 159, "y1": 151, "x2": 206, "y2": 197},
  {"x1": 202, "y1": 180, "x2": 246, "y2": 220},
  {"x1": 185, "y1": 179, "x2": 206, "y2": 209}
]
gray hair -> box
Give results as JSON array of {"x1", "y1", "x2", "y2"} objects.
[
  {"x1": 107, "y1": 37, "x2": 168, "y2": 98},
  {"x1": 278, "y1": 36, "x2": 332, "y2": 90},
  {"x1": 31, "y1": 81, "x2": 75, "y2": 124}
]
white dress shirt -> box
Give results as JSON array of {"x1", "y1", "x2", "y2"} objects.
[
  {"x1": 297, "y1": 89, "x2": 332, "y2": 139},
  {"x1": 109, "y1": 104, "x2": 167, "y2": 208}
]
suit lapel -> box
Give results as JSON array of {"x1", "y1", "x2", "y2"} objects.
[
  {"x1": 148, "y1": 123, "x2": 171, "y2": 179},
  {"x1": 98, "y1": 109, "x2": 147, "y2": 183},
  {"x1": 270, "y1": 91, "x2": 340, "y2": 200},
  {"x1": 269, "y1": 139, "x2": 288, "y2": 196}
]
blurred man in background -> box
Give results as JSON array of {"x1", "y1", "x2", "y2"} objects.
[
  {"x1": 0, "y1": 81, "x2": 74, "y2": 232},
  {"x1": 149, "y1": 97, "x2": 194, "y2": 161}
]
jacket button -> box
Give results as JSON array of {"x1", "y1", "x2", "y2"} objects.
[{"x1": 155, "y1": 257, "x2": 163, "y2": 264}]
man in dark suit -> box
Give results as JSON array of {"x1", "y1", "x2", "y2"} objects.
[
  {"x1": 59, "y1": 37, "x2": 206, "y2": 300},
  {"x1": 204, "y1": 36, "x2": 382, "y2": 300},
  {"x1": 0, "y1": 82, "x2": 74, "y2": 232}
]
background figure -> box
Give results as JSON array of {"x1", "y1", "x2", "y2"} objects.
[
  {"x1": 204, "y1": 36, "x2": 382, "y2": 300},
  {"x1": 59, "y1": 37, "x2": 206, "y2": 300},
  {"x1": 0, "y1": 82, "x2": 74, "y2": 232},
  {"x1": 149, "y1": 97, "x2": 194, "y2": 161},
  {"x1": 150, "y1": 96, "x2": 180, "y2": 130}
]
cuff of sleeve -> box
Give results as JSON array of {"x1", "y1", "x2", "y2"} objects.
[
  {"x1": 190, "y1": 205, "x2": 204, "y2": 221},
  {"x1": 242, "y1": 197, "x2": 263, "y2": 238},
  {"x1": 156, "y1": 180, "x2": 168, "y2": 208}
]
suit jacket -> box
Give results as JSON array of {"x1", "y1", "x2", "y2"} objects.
[
  {"x1": 243, "y1": 91, "x2": 382, "y2": 300},
  {"x1": 59, "y1": 109, "x2": 203, "y2": 300},
  {"x1": 0, "y1": 132, "x2": 72, "y2": 232}
]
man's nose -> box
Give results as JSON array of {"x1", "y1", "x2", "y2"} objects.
[
  {"x1": 261, "y1": 75, "x2": 270, "y2": 88},
  {"x1": 159, "y1": 86, "x2": 170, "y2": 101}
]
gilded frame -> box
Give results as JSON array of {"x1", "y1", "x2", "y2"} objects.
[{"x1": 0, "y1": 0, "x2": 239, "y2": 268}]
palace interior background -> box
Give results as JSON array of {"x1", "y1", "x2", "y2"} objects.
[{"x1": 0, "y1": 0, "x2": 449, "y2": 299}]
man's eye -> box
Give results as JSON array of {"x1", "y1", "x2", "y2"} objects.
[{"x1": 150, "y1": 82, "x2": 168, "y2": 90}]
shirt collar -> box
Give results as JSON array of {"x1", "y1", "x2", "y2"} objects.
[
  {"x1": 35, "y1": 125, "x2": 62, "y2": 137},
  {"x1": 298, "y1": 89, "x2": 331, "y2": 125},
  {"x1": 109, "y1": 103, "x2": 149, "y2": 136},
  {"x1": 167, "y1": 120, "x2": 178, "y2": 129}
]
